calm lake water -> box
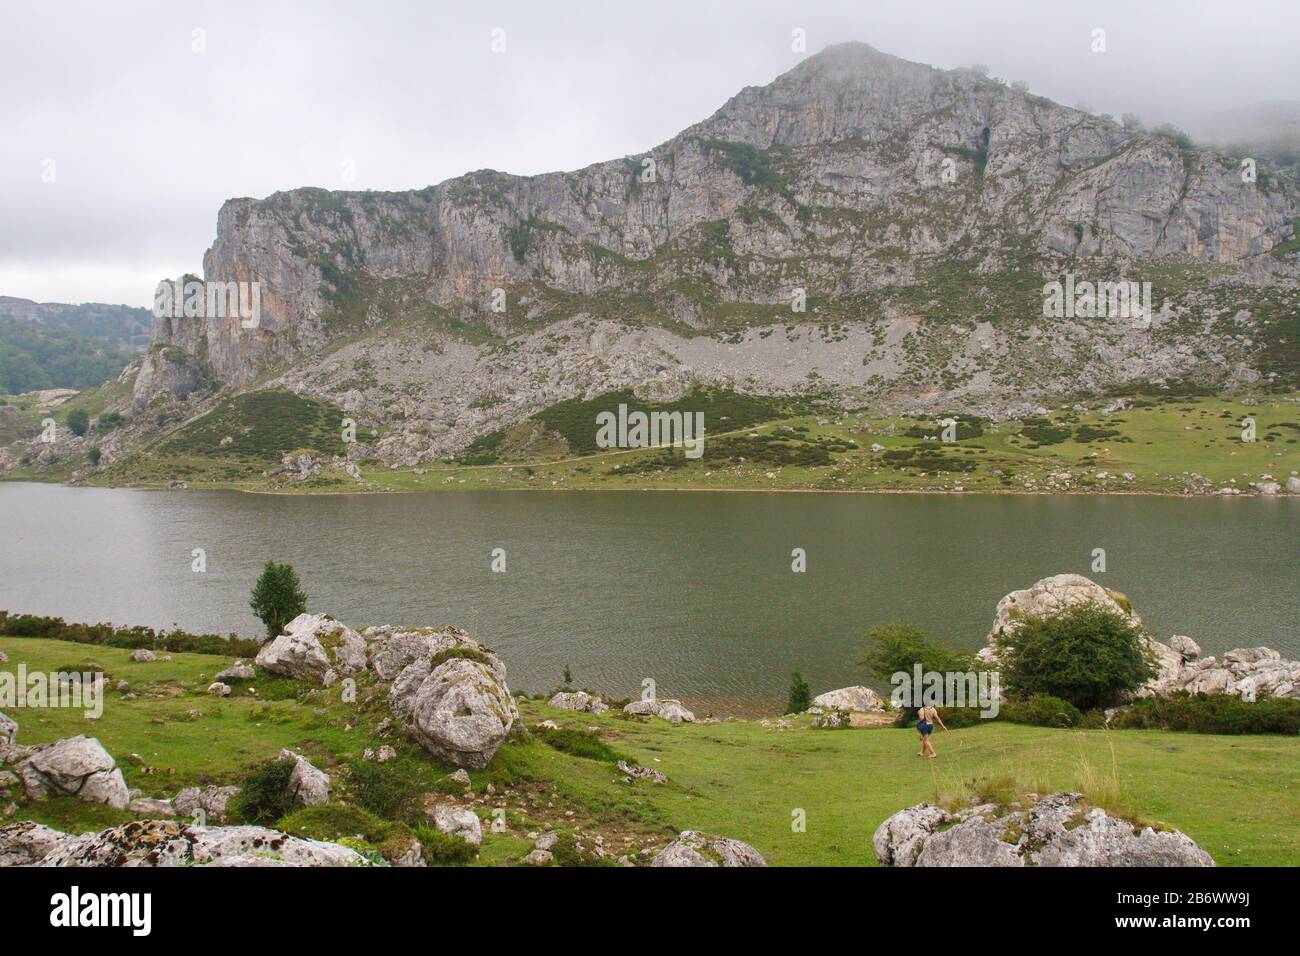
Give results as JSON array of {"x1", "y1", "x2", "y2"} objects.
[{"x1": 1, "y1": 482, "x2": 1295, "y2": 712}]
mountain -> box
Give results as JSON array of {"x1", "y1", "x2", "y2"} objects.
[
  {"x1": 70, "y1": 44, "x2": 1300, "y2": 466},
  {"x1": 0, "y1": 297, "x2": 151, "y2": 350}
]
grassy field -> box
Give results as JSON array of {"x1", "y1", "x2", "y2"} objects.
[{"x1": 3, "y1": 635, "x2": 1297, "y2": 866}]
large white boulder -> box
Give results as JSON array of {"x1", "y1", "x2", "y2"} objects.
[
  {"x1": 13, "y1": 736, "x2": 129, "y2": 810},
  {"x1": 873, "y1": 792, "x2": 1215, "y2": 867},
  {"x1": 812, "y1": 686, "x2": 884, "y2": 712},
  {"x1": 255, "y1": 613, "x2": 367, "y2": 684},
  {"x1": 389, "y1": 654, "x2": 516, "y2": 770},
  {"x1": 651, "y1": 831, "x2": 766, "y2": 867},
  {"x1": 38, "y1": 820, "x2": 369, "y2": 867}
]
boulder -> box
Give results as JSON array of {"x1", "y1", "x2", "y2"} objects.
[
  {"x1": 172, "y1": 784, "x2": 240, "y2": 824},
  {"x1": 651, "y1": 831, "x2": 766, "y2": 867},
  {"x1": 130, "y1": 649, "x2": 157, "y2": 662},
  {"x1": 1287, "y1": 476, "x2": 1300, "y2": 494},
  {"x1": 521, "y1": 848, "x2": 553, "y2": 865},
  {"x1": 0, "y1": 821, "x2": 74, "y2": 866},
  {"x1": 278, "y1": 750, "x2": 330, "y2": 807},
  {"x1": 128, "y1": 796, "x2": 177, "y2": 818},
  {"x1": 39, "y1": 820, "x2": 368, "y2": 867},
  {"x1": 548, "y1": 691, "x2": 606, "y2": 714},
  {"x1": 207, "y1": 681, "x2": 232, "y2": 697},
  {"x1": 363, "y1": 625, "x2": 486, "y2": 682},
  {"x1": 14, "y1": 736, "x2": 129, "y2": 810},
  {"x1": 617, "y1": 760, "x2": 667, "y2": 783},
  {"x1": 1166, "y1": 635, "x2": 1201, "y2": 659},
  {"x1": 389, "y1": 656, "x2": 516, "y2": 770},
  {"x1": 873, "y1": 792, "x2": 1214, "y2": 867},
  {"x1": 214, "y1": 660, "x2": 255, "y2": 682},
  {"x1": 430, "y1": 804, "x2": 482, "y2": 846},
  {"x1": 812, "y1": 686, "x2": 884, "y2": 712},
  {"x1": 623, "y1": 698, "x2": 695, "y2": 724},
  {"x1": 254, "y1": 613, "x2": 367, "y2": 684},
  {"x1": 0, "y1": 710, "x2": 16, "y2": 751}
]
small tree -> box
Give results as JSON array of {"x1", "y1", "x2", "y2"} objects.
[
  {"x1": 249, "y1": 560, "x2": 307, "y2": 640},
  {"x1": 66, "y1": 408, "x2": 89, "y2": 437},
  {"x1": 786, "y1": 668, "x2": 812, "y2": 715},
  {"x1": 996, "y1": 602, "x2": 1158, "y2": 710},
  {"x1": 562, "y1": 663, "x2": 573, "y2": 687},
  {"x1": 860, "y1": 623, "x2": 974, "y2": 681}
]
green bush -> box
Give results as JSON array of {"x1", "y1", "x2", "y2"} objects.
[
  {"x1": 1000, "y1": 694, "x2": 1083, "y2": 728},
  {"x1": 786, "y1": 668, "x2": 812, "y2": 714},
  {"x1": 1109, "y1": 692, "x2": 1300, "y2": 735},
  {"x1": 65, "y1": 408, "x2": 90, "y2": 436},
  {"x1": 0, "y1": 610, "x2": 259, "y2": 657},
  {"x1": 996, "y1": 603, "x2": 1157, "y2": 710},
  {"x1": 413, "y1": 824, "x2": 477, "y2": 865},
  {"x1": 534, "y1": 727, "x2": 623, "y2": 763},
  {"x1": 234, "y1": 759, "x2": 297, "y2": 824},
  {"x1": 344, "y1": 757, "x2": 429, "y2": 822},
  {"x1": 860, "y1": 623, "x2": 975, "y2": 682}
]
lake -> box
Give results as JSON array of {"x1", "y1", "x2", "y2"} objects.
[{"x1": 1, "y1": 482, "x2": 1295, "y2": 714}]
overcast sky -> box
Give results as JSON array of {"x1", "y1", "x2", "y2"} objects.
[{"x1": 3, "y1": 0, "x2": 1297, "y2": 307}]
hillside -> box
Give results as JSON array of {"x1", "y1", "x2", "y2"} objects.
[{"x1": 5, "y1": 42, "x2": 1300, "y2": 485}]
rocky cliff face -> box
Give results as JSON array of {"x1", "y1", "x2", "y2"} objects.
[{"x1": 136, "y1": 43, "x2": 1298, "y2": 463}]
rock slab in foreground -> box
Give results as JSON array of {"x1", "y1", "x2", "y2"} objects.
[
  {"x1": 873, "y1": 792, "x2": 1215, "y2": 867},
  {"x1": 651, "y1": 831, "x2": 766, "y2": 867}
]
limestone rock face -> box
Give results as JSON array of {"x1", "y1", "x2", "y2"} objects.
[
  {"x1": 812, "y1": 686, "x2": 884, "y2": 712},
  {"x1": 389, "y1": 655, "x2": 516, "y2": 770},
  {"x1": 37, "y1": 820, "x2": 369, "y2": 867},
  {"x1": 651, "y1": 831, "x2": 767, "y2": 867},
  {"x1": 873, "y1": 792, "x2": 1215, "y2": 867},
  {"x1": 623, "y1": 698, "x2": 695, "y2": 724},
  {"x1": 14, "y1": 736, "x2": 130, "y2": 810},
  {"x1": 255, "y1": 613, "x2": 367, "y2": 684}
]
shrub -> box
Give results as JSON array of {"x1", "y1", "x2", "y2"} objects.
[
  {"x1": 860, "y1": 623, "x2": 974, "y2": 682},
  {"x1": 344, "y1": 757, "x2": 429, "y2": 822},
  {"x1": 996, "y1": 603, "x2": 1157, "y2": 710},
  {"x1": 0, "y1": 610, "x2": 259, "y2": 657},
  {"x1": 66, "y1": 408, "x2": 89, "y2": 436},
  {"x1": 249, "y1": 560, "x2": 308, "y2": 640},
  {"x1": 999, "y1": 694, "x2": 1083, "y2": 728},
  {"x1": 1109, "y1": 692, "x2": 1300, "y2": 735},
  {"x1": 234, "y1": 759, "x2": 297, "y2": 824},
  {"x1": 786, "y1": 668, "x2": 812, "y2": 714},
  {"x1": 413, "y1": 824, "x2": 477, "y2": 865}
]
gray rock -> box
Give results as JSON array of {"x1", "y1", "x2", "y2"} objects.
[
  {"x1": 214, "y1": 660, "x2": 256, "y2": 682},
  {"x1": 39, "y1": 820, "x2": 369, "y2": 867},
  {"x1": 521, "y1": 848, "x2": 553, "y2": 866},
  {"x1": 278, "y1": 750, "x2": 331, "y2": 807},
  {"x1": 812, "y1": 686, "x2": 884, "y2": 712},
  {"x1": 873, "y1": 792, "x2": 1214, "y2": 867},
  {"x1": 172, "y1": 784, "x2": 240, "y2": 824},
  {"x1": 623, "y1": 698, "x2": 695, "y2": 724},
  {"x1": 207, "y1": 681, "x2": 232, "y2": 697},
  {"x1": 389, "y1": 656, "x2": 515, "y2": 770},
  {"x1": 255, "y1": 613, "x2": 367, "y2": 684},
  {"x1": 616, "y1": 760, "x2": 667, "y2": 783},
  {"x1": 0, "y1": 710, "x2": 16, "y2": 751},
  {"x1": 547, "y1": 691, "x2": 606, "y2": 714},
  {"x1": 130, "y1": 649, "x2": 157, "y2": 662},
  {"x1": 0, "y1": 821, "x2": 73, "y2": 866},
  {"x1": 14, "y1": 736, "x2": 130, "y2": 810},
  {"x1": 128, "y1": 796, "x2": 177, "y2": 818},
  {"x1": 1167, "y1": 635, "x2": 1201, "y2": 660},
  {"x1": 430, "y1": 804, "x2": 482, "y2": 846},
  {"x1": 651, "y1": 830, "x2": 766, "y2": 867}
]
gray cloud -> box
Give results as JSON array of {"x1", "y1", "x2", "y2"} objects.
[{"x1": 2, "y1": 0, "x2": 1296, "y2": 305}]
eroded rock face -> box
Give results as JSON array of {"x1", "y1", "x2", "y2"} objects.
[
  {"x1": 651, "y1": 831, "x2": 766, "y2": 867},
  {"x1": 389, "y1": 656, "x2": 516, "y2": 770},
  {"x1": 1145, "y1": 645, "x2": 1300, "y2": 700},
  {"x1": 38, "y1": 820, "x2": 368, "y2": 867},
  {"x1": 14, "y1": 736, "x2": 129, "y2": 810},
  {"x1": 623, "y1": 699, "x2": 695, "y2": 723},
  {"x1": 255, "y1": 613, "x2": 367, "y2": 684},
  {"x1": 812, "y1": 686, "x2": 884, "y2": 712},
  {"x1": 873, "y1": 792, "x2": 1215, "y2": 867}
]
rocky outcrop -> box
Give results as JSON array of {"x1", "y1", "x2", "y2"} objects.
[
  {"x1": 255, "y1": 613, "x2": 367, "y2": 684},
  {"x1": 362, "y1": 624, "x2": 482, "y2": 682},
  {"x1": 278, "y1": 750, "x2": 331, "y2": 807},
  {"x1": 874, "y1": 792, "x2": 1215, "y2": 867},
  {"x1": 811, "y1": 686, "x2": 885, "y2": 712},
  {"x1": 547, "y1": 691, "x2": 606, "y2": 714},
  {"x1": 13, "y1": 736, "x2": 130, "y2": 810},
  {"x1": 651, "y1": 831, "x2": 766, "y2": 867},
  {"x1": 623, "y1": 698, "x2": 695, "y2": 724},
  {"x1": 430, "y1": 805, "x2": 482, "y2": 846},
  {"x1": 389, "y1": 653, "x2": 516, "y2": 770},
  {"x1": 172, "y1": 784, "x2": 240, "y2": 824},
  {"x1": 32, "y1": 820, "x2": 368, "y2": 867}
]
